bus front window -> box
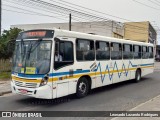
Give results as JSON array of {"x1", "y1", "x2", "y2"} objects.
[{"x1": 12, "y1": 40, "x2": 52, "y2": 74}]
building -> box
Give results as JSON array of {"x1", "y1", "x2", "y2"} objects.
[
  {"x1": 11, "y1": 20, "x2": 124, "y2": 39},
  {"x1": 124, "y1": 21, "x2": 157, "y2": 44}
]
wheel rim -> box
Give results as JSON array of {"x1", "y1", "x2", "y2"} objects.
[{"x1": 79, "y1": 82, "x2": 86, "y2": 94}]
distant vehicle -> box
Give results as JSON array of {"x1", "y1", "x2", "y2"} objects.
[{"x1": 11, "y1": 29, "x2": 154, "y2": 99}]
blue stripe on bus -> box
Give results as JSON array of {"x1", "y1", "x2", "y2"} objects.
[
  {"x1": 140, "y1": 63, "x2": 154, "y2": 66},
  {"x1": 49, "y1": 70, "x2": 90, "y2": 77},
  {"x1": 12, "y1": 63, "x2": 154, "y2": 79},
  {"x1": 12, "y1": 69, "x2": 90, "y2": 78}
]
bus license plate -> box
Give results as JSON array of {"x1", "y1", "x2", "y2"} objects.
[{"x1": 19, "y1": 89, "x2": 28, "y2": 94}]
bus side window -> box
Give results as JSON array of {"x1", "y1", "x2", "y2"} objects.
[
  {"x1": 76, "y1": 39, "x2": 95, "y2": 61},
  {"x1": 142, "y1": 46, "x2": 148, "y2": 59},
  {"x1": 54, "y1": 41, "x2": 74, "y2": 70},
  {"x1": 148, "y1": 46, "x2": 153, "y2": 58},
  {"x1": 123, "y1": 44, "x2": 133, "y2": 59},
  {"x1": 133, "y1": 45, "x2": 141, "y2": 59},
  {"x1": 111, "y1": 42, "x2": 122, "y2": 60},
  {"x1": 96, "y1": 41, "x2": 110, "y2": 60}
]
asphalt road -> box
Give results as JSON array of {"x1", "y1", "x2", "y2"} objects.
[{"x1": 0, "y1": 71, "x2": 160, "y2": 120}]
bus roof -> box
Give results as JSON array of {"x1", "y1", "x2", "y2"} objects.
[
  {"x1": 19, "y1": 28, "x2": 153, "y2": 46},
  {"x1": 53, "y1": 28, "x2": 153, "y2": 46}
]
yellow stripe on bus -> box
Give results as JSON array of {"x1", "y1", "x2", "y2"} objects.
[{"x1": 12, "y1": 66, "x2": 154, "y2": 83}]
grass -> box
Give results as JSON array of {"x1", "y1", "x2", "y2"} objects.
[{"x1": 0, "y1": 72, "x2": 11, "y2": 80}]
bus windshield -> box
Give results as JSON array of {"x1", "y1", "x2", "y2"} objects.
[{"x1": 12, "y1": 40, "x2": 52, "y2": 75}]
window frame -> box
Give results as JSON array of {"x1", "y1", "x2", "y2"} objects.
[
  {"x1": 95, "y1": 40, "x2": 110, "y2": 61},
  {"x1": 142, "y1": 46, "x2": 149, "y2": 59},
  {"x1": 111, "y1": 42, "x2": 122, "y2": 60},
  {"x1": 54, "y1": 40, "x2": 74, "y2": 70},
  {"x1": 123, "y1": 43, "x2": 133, "y2": 60},
  {"x1": 76, "y1": 38, "x2": 95, "y2": 62},
  {"x1": 148, "y1": 46, "x2": 154, "y2": 59},
  {"x1": 133, "y1": 45, "x2": 142, "y2": 59}
]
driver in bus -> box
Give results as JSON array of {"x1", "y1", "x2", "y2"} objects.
[{"x1": 55, "y1": 51, "x2": 62, "y2": 61}]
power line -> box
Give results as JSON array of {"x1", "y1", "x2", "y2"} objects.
[
  {"x1": 2, "y1": 4, "x2": 68, "y2": 21},
  {"x1": 51, "y1": 0, "x2": 156, "y2": 31},
  {"x1": 53, "y1": 0, "x2": 132, "y2": 22},
  {"x1": 53, "y1": 0, "x2": 151, "y2": 28},
  {"x1": 3, "y1": 0, "x2": 157, "y2": 35},
  {"x1": 2, "y1": 8, "x2": 65, "y2": 21},
  {"x1": 49, "y1": 0, "x2": 108, "y2": 21},
  {"x1": 5, "y1": 0, "x2": 113, "y2": 23},
  {"x1": 3, "y1": 0, "x2": 150, "y2": 29},
  {"x1": 147, "y1": 0, "x2": 160, "y2": 6},
  {"x1": 153, "y1": 0, "x2": 160, "y2": 4},
  {"x1": 26, "y1": 0, "x2": 109, "y2": 21},
  {"x1": 132, "y1": 0, "x2": 160, "y2": 10},
  {"x1": 4, "y1": 0, "x2": 100, "y2": 22},
  {"x1": 6, "y1": 0, "x2": 152, "y2": 31},
  {"x1": 4, "y1": 1, "x2": 69, "y2": 19}
]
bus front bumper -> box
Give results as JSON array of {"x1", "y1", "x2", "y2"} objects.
[{"x1": 11, "y1": 81, "x2": 53, "y2": 99}]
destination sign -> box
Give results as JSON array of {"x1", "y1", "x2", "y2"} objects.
[{"x1": 17, "y1": 30, "x2": 54, "y2": 39}]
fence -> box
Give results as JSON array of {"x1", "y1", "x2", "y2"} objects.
[{"x1": 0, "y1": 59, "x2": 12, "y2": 72}]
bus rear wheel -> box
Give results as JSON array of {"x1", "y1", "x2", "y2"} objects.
[
  {"x1": 76, "y1": 77, "x2": 89, "y2": 98},
  {"x1": 135, "y1": 69, "x2": 141, "y2": 82}
]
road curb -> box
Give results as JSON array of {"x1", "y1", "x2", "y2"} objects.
[{"x1": 0, "y1": 91, "x2": 12, "y2": 96}]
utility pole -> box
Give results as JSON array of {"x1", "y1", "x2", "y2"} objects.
[
  {"x1": 69, "y1": 13, "x2": 71, "y2": 31},
  {"x1": 0, "y1": 0, "x2": 1, "y2": 36}
]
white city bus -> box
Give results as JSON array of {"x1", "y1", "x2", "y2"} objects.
[{"x1": 11, "y1": 29, "x2": 154, "y2": 99}]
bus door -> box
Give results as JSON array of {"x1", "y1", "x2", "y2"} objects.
[{"x1": 52, "y1": 37, "x2": 75, "y2": 98}]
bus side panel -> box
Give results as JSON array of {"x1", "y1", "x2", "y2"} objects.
[
  {"x1": 57, "y1": 82, "x2": 69, "y2": 98},
  {"x1": 112, "y1": 60, "x2": 121, "y2": 84},
  {"x1": 95, "y1": 61, "x2": 112, "y2": 88},
  {"x1": 141, "y1": 58, "x2": 154, "y2": 77},
  {"x1": 120, "y1": 60, "x2": 131, "y2": 82},
  {"x1": 68, "y1": 80, "x2": 77, "y2": 94}
]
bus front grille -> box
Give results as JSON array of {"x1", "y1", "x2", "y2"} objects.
[{"x1": 15, "y1": 81, "x2": 38, "y2": 88}]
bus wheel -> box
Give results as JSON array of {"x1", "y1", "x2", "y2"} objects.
[
  {"x1": 135, "y1": 69, "x2": 141, "y2": 82},
  {"x1": 76, "y1": 77, "x2": 89, "y2": 98}
]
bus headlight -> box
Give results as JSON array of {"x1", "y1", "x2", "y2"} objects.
[{"x1": 40, "y1": 75, "x2": 49, "y2": 87}]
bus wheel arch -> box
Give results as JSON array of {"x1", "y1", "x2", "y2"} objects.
[
  {"x1": 135, "y1": 68, "x2": 142, "y2": 82},
  {"x1": 76, "y1": 75, "x2": 91, "y2": 98}
]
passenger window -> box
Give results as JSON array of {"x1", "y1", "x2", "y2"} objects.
[
  {"x1": 148, "y1": 46, "x2": 153, "y2": 58},
  {"x1": 54, "y1": 40, "x2": 74, "y2": 70},
  {"x1": 133, "y1": 45, "x2": 141, "y2": 59},
  {"x1": 96, "y1": 41, "x2": 110, "y2": 60},
  {"x1": 142, "y1": 46, "x2": 149, "y2": 59},
  {"x1": 123, "y1": 44, "x2": 133, "y2": 59},
  {"x1": 76, "y1": 39, "x2": 95, "y2": 61},
  {"x1": 111, "y1": 43, "x2": 122, "y2": 60}
]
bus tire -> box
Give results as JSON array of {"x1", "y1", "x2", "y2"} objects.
[
  {"x1": 76, "y1": 77, "x2": 89, "y2": 98},
  {"x1": 135, "y1": 69, "x2": 141, "y2": 82}
]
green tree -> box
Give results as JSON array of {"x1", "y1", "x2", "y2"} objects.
[{"x1": 0, "y1": 28, "x2": 22, "y2": 59}]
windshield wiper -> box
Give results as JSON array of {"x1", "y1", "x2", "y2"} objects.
[
  {"x1": 20, "y1": 39, "x2": 26, "y2": 63},
  {"x1": 30, "y1": 38, "x2": 43, "y2": 53},
  {"x1": 24, "y1": 39, "x2": 43, "y2": 74}
]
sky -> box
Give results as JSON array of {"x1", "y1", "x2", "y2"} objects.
[{"x1": 1, "y1": 0, "x2": 160, "y2": 43}]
